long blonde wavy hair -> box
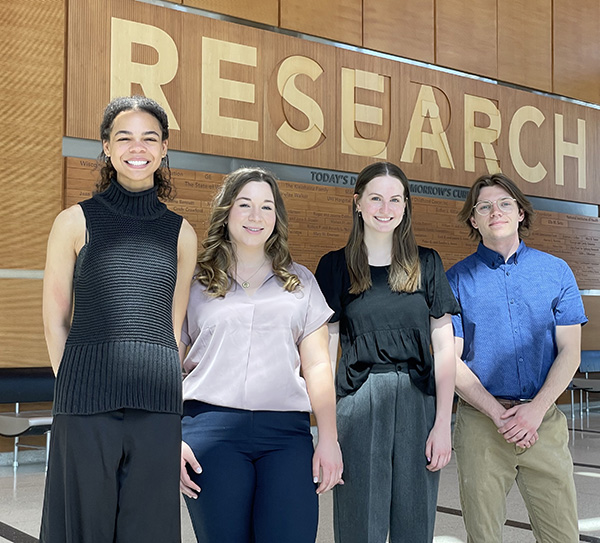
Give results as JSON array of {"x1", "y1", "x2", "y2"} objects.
[
  {"x1": 196, "y1": 167, "x2": 300, "y2": 297},
  {"x1": 346, "y1": 162, "x2": 421, "y2": 294}
]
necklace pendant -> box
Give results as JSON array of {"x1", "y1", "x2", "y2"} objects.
[{"x1": 242, "y1": 281, "x2": 250, "y2": 289}]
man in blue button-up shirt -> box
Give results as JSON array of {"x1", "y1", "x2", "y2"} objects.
[{"x1": 447, "y1": 173, "x2": 587, "y2": 543}]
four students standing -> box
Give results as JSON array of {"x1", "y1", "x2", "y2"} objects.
[{"x1": 40, "y1": 95, "x2": 586, "y2": 542}]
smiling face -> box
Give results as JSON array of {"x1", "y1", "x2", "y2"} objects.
[
  {"x1": 227, "y1": 181, "x2": 277, "y2": 252},
  {"x1": 102, "y1": 109, "x2": 167, "y2": 192},
  {"x1": 354, "y1": 175, "x2": 406, "y2": 236},
  {"x1": 470, "y1": 185, "x2": 524, "y2": 247}
]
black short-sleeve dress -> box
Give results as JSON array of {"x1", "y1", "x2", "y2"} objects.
[{"x1": 315, "y1": 246, "x2": 460, "y2": 398}]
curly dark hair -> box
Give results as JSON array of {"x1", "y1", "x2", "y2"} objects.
[{"x1": 96, "y1": 96, "x2": 175, "y2": 200}]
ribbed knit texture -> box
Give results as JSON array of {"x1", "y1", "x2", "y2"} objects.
[{"x1": 53, "y1": 180, "x2": 184, "y2": 415}]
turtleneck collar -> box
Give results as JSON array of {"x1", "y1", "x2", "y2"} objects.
[{"x1": 95, "y1": 179, "x2": 166, "y2": 219}]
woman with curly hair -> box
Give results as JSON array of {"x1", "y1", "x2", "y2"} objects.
[
  {"x1": 179, "y1": 167, "x2": 343, "y2": 543},
  {"x1": 40, "y1": 96, "x2": 197, "y2": 543}
]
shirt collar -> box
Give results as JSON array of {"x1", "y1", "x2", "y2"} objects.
[{"x1": 476, "y1": 240, "x2": 526, "y2": 269}]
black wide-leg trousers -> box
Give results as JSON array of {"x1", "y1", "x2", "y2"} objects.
[{"x1": 40, "y1": 409, "x2": 181, "y2": 543}]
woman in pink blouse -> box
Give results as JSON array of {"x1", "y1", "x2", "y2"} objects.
[{"x1": 179, "y1": 167, "x2": 343, "y2": 543}]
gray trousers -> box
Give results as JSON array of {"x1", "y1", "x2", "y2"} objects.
[{"x1": 333, "y1": 371, "x2": 439, "y2": 543}]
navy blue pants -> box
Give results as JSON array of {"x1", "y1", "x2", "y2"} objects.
[{"x1": 182, "y1": 401, "x2": 318, "y2": 543}]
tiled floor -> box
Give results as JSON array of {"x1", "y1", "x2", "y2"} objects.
[{"x1": 1, "y1": 405, "x2": 599, "y2": 543}]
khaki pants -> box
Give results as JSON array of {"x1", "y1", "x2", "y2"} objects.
[{"x1": 454, "y1": 400, "x2": 579, "y2": 543}]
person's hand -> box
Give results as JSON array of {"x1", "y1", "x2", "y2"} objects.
[
  {"x1": 312, "y1": 438, "x2": 344, "y2": 494},
  {"x1": 498, "y1": 403, "x2": 545, "y2": 448},
  {"x1": 489, "y1": 403, "x2": 538, "y2": 448},
  {"x1": 180, "y1": 441, "x2": 202, "y2": 499},
  {"x1": 425, "y1": 422, "x2": 452, "y2": 472}
]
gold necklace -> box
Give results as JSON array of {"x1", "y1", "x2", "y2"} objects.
[{"x1": 236, "y1": 259, "x2": 267, "y2": 289}]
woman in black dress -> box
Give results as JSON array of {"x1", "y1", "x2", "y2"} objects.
[{"x1": 315, "y1": 161, "x2": 459, "y2": 543}]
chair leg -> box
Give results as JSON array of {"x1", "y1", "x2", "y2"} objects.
[
  {"x1": 13, "y1": 436, "x2": 19, "y2": 468},
  {"x1": 571, "y1": 389, "x2": 575, "y2": 419}
]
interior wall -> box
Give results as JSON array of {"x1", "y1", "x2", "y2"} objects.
[
  {"x1": 0, "y1": 0, "x2": 65, "y2": 368},
  {"x1": 182, "y1": 0, "x2": 600, "y2": 104}
]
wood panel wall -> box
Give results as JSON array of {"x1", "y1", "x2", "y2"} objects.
[
  {"x1": 582, "y1": 297, "x2": 600, "y2": 351},
  {"x1": 498, "y1": 0, "x2": 552, "y2": 93},
  {"x1": 182, "y1": 0, "x2": 279, "y2": 26},
  {"x1": 176, "y1": 0, "x2": 600, "y2": 105},
  {"x1": 0, "y1": 0, "x2": 64, "y2": 369},
  {"x1": 0, "y1": 0, "x2": 65, "y2": 270},
  {"x1": 279, "y1": 0, "x2": 362, "y2": 45},
  {"x1": 0, "y1": 280, "x2": 47, "y2": 367},
  {"x1": 64, "y1": 0, "x2": 600, "y2": 205},
  {"x1": 435, "y1": 0, "x2": 497, "y2": 79},
  {"x1": 0, "y1": 0, "x2": 64, "y2": 450},
  {"x1": 553, "y1": 0, "x2": 600, "y2": 105},
  {"x1": 363, "y1": 0, "x2": 434, "y2": 63}
]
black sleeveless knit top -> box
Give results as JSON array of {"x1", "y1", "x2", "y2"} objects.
[{"x1": 53, "y1": 181, "x2": 184, "y2": 415}]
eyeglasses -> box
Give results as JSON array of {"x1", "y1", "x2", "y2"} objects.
[{"x1": 473, "y1": 197, "x2": 517, "y2": 216}]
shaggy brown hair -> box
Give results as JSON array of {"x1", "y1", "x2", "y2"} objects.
[{"x1": 458, "y1": 173, "x2": 535, "y2": 241}]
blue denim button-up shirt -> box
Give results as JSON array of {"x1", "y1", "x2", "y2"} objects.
[{"x1": 447, "y1": 242, "x2": 587, "y2": 399}]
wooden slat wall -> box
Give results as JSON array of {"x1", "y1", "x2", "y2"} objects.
[
  {"x1": 0, "y1": 280, "x2": 48, "y2": 368},
  {"x1": 553, "y1": 0, "x2": 600, "y2": 105},
  {"x1": 0, "y1": 0, "x2": 65, "y2": 371},
  {"x1": 66, "y1": 0, "x2": 185, "y2": 151},
  {"x1": 182, "y1": 0, "x2": 279, "y2": 26},
  {"x1": 363, "y1": 0, "x2": 434, "y2": 63},
  {"x1": 435, "y1": 0, "x2": 498, "y2": 79},
  {"x1": 0, "y1": 0, "x2": 65, "y2": 270},
  {"x1": 498, "y1": 0, "x2": 552, "y2": 92},
  {"x1": 280, "y1": 0, "x2": 362, "y2": 46}
]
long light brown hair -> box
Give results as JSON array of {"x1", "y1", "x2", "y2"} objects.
[
  {"x1": 345, "y1": 162, "x2": 421, "y2": 294},
  {"x1": 197, "y1": 167, "x2": 300, "y2": 297}
]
